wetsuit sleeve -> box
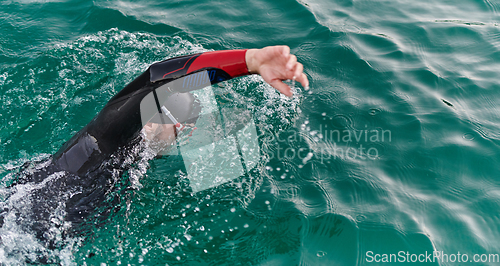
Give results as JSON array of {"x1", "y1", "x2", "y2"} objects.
[
  {"x1": 149, "y1": 49, "x2": 249, "y2": 82},
  {"x1": 53, "y1": 50, "x2": 251, "y2": 175},
  {"x1": 186, "y1": 50, "x2": 249, "y2": 78}
]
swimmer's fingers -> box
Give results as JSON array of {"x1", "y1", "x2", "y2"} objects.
[
  {"x1": 246, "y1": 45, "x2": 309, "y2": 96},
  {"x1": 287, "y1": 56, "x2": 309, "y2": 89},
  {"x1": 286, "y1": 54, "x2": 297, "y2": 71},
  {"x1": 269, "y1": 74, "x2": 308, "y2": 97},
  {"x1": 290, "y1": 62, "x2": 309, "y2": 89},
  {"x1": 280, "y1": 45, "x2": 290, "y2": 59},
  {"x1": 299, "y1": 73, "x2": 309, "y2": 88},
  {"x1": 292, "y1": 61, "x2": 303, "y2": 78},
  {"x1": 294, "y1": 68, "x2": 309, "y2": 88},
  {"x1": 269, "y1": 79, "x2": 293, "y2": 97}
]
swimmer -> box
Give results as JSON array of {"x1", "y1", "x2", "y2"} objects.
[{"x1": 6, "y1": 45, "x2": 308, "y2": 248}]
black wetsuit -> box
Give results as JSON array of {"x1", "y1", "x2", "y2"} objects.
[{"x1": 9, "y1": 50, "x2": 250, "y2": 246}]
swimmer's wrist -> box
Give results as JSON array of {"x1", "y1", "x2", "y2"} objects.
[{"x1": 245, "y1": 48, "x2": 260, "y2": 75}]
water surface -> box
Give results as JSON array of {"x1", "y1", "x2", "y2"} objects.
[{"x1": 1, "y1": 0, "x2": 500, "y2": 265}]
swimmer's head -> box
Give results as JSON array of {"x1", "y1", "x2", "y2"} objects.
[
  {"x1": 142, "y1": 92, "x2": 201, "y2": 146},
  {"x1": 162, "y1": 92, "x2": 201, "y2": 125},
  {"x1": 144, "y1": 92, "x2": 201, "y2": 126}
]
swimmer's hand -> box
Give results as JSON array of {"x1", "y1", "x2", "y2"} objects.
[{"x1": 245, "y1": 45, "x2": 309, "y2": 97}]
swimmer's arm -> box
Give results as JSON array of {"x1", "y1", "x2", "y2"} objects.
[
  {"x1": 187, "y1": 46, "x2": 308, "y2": 97},
  {"x1": 245, "y1": 46, "x2": 309, "y2": 97}
]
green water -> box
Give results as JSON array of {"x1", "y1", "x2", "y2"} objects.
[{"x1": 1, "y1": 0, "x2": 500, "y2": 265}]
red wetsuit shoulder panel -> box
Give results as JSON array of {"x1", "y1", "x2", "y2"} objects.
[{"x1": 187, "y1": 50, "x2": 249, "y2": 78}]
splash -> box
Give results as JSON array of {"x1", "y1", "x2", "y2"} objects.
[
  {"x1": 0, "y1": 28, "x2": 288, "y2": 264},
  {"x1": 0, "y1": 29, "x2": 210, "y2": 264}
]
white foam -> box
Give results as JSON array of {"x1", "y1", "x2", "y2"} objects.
[{"x1": 0, "y1": 170, "x2": 82, "y2": 264}]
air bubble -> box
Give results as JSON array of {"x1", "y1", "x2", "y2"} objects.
[
  {"x1": 463, "y1": 133, "x2": 474, "y2": 140},
  {"x1": 369, "y1": 108, "x2": 381, "y2": 116},
  {"x1": 302, "y1": 152, "x2": 313, "y2": 164}
]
